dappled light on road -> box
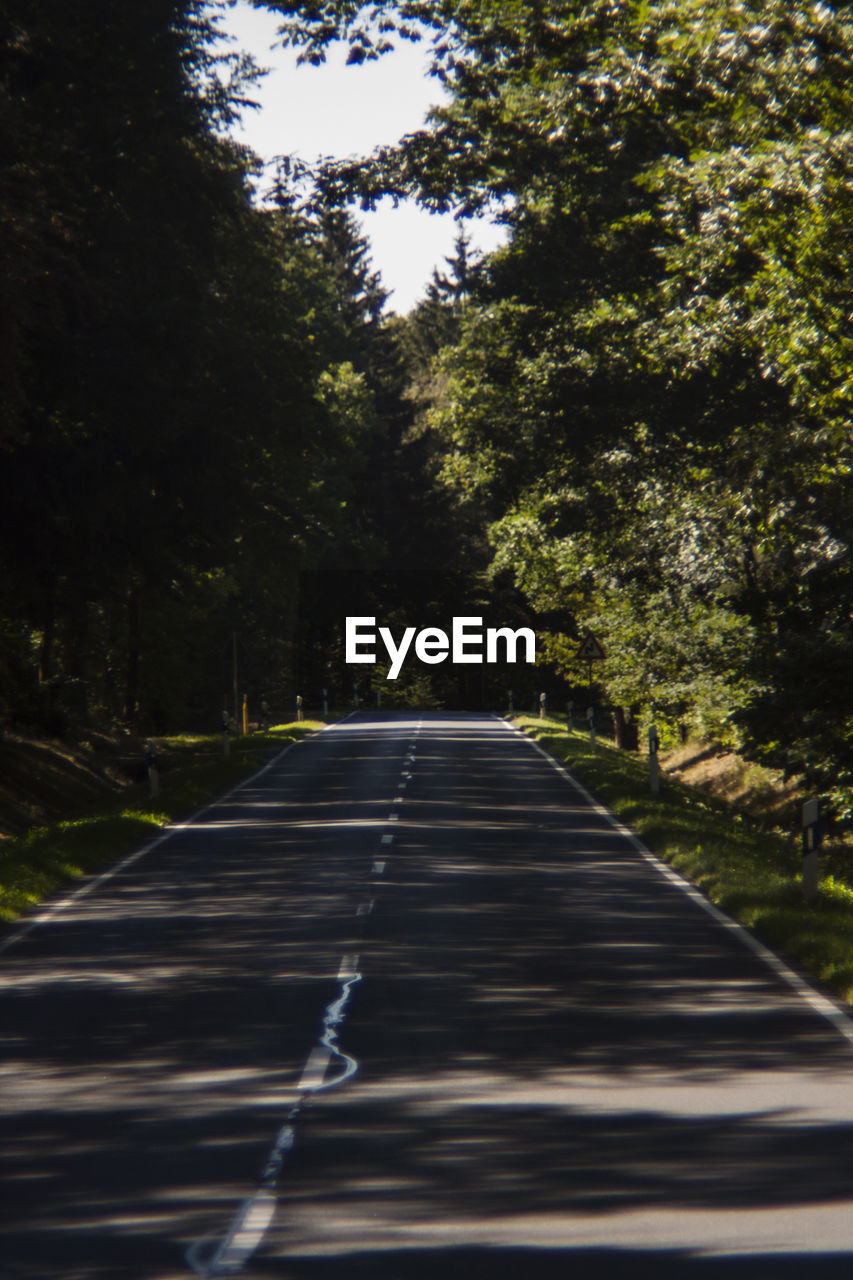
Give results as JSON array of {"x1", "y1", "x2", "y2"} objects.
[{"x1": 2, "y1": 714, "x2": 853, "y2": 1278}]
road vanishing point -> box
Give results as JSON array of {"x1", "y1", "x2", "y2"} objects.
[{"x1": 3, "y1": 712, "x2": 853, "y2": 1279}]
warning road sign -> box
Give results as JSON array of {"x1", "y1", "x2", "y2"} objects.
[{"x1": 577, "y1": 633, "x2": 606, "y2": 662}]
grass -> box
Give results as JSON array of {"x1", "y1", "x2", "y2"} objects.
[
  {"x1": 0, "y1": 721, "x2": 322, "y2": 926},
  {"x1": 514, "y1": 714, "x2": 853, "y2": 1005}
]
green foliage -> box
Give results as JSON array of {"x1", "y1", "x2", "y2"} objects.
[
  {"x1": 5, "y1": 0, "x2": 853, "y2": 795},
  {"x1": 277, "y1": 0, "x2": 853, "y2": 800},
  {"x1": 292, "y1": 211, "x2": 497, "y2": 708},
  {"x1": 2, "y1": 3, "x2": 470, "y2": 730}
]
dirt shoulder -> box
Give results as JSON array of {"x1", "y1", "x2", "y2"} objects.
[
  {"x1": 0, "y1": 727, "x2": 142, "y2": 839},
  {"x1": 662, "y1": 741, "x2": 802, "y2": 829}
]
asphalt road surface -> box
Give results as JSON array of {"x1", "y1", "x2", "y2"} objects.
[{"x1": 3, "y1": 712, "x2": 853, "y2": 1280}]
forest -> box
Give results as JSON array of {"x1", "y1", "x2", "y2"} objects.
[{"x1": 2, "y1": 1, "x2": 853, "y2": 820}]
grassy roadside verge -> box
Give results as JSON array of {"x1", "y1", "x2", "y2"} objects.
[
  {"x1": 0, "y1": 721, "x2": 323, "y2": 927},
  {"x1": 513, "y1": 715, "x2": 853, "y2": 1006}
]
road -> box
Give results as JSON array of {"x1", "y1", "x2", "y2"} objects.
[{"x1": 2, "y1": 712, "x2": 853, "y2": 1279}]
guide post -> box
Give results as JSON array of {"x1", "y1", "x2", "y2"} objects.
[{"x1": 802, "y1": 798, "x2": 823, "y2": 903}]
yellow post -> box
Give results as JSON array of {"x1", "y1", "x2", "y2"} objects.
[{"x1": 242, "y1": 693, "x2": 248, "y2": 735}]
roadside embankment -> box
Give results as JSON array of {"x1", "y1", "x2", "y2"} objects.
[{"x1": 0, "y1": 723, "x2": 322, "y2": 926}]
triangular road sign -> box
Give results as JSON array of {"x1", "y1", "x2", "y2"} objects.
[{"x1": 577, "y1": 632, "x2": 606, "y2": 662}]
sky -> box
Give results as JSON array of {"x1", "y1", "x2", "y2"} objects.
[{"x1": 217, "y1": 1, "x2": 507, "y2": 313}]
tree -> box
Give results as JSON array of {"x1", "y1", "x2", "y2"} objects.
[
  {"x1": 0, "y1": 1, "x2": 382, "y2": 730},
  {"x1": 259, "y1": 0, "x2": 853, "y2": 795},
  {"x1": 290, "y1": 209, "x2": 493, "y2": 707}
]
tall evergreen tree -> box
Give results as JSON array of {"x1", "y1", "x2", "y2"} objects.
[{"x1": 0, "y1": 1, "x2": 385, "y2": 729}]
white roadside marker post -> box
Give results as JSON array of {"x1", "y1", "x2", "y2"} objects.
[{"x1": 802, "y1": 798, "x2": 823, "y2": 903}]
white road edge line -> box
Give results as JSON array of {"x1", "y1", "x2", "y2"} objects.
[{"x1": 498, "y1": 715, "x2": 853, "y2": 1052}]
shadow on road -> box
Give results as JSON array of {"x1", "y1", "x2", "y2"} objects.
[
  {"x1": 256, "y1": 1244, "x2": 853, "y2": 1280},
  {"x1": 2, "y1": 715, "x2": 852, "y2": 1278}
]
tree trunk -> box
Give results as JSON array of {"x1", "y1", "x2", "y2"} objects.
[
  {"x1": 63, "y1": 602, "x2": 91, "y2": 730},
  {"x1": 124, "y1": 580, "x2": 141, "y2": 729},
  {"x1": 613, "y1": 706, "x2": 639, "y2": 751},
  {"x1": 37, "y1": 606, "x2": 56, "y2": 724}
]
